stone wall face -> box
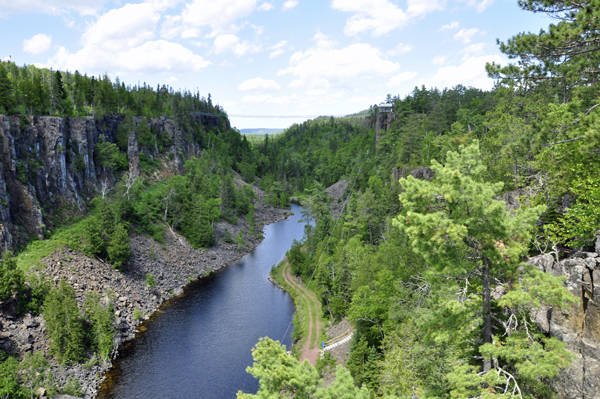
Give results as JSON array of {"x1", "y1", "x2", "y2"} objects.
[
  {"x1": 0, "y1": 114, "x2": 227, "y2": 250},
  {"x1": 528, "y1": 252, "x2": 600, "y2": 398}
]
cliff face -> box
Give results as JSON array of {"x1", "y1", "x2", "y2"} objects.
[
  {"x1": 0, "y1": 114, "x2": 228, "y2": 250},
  {"x1": 528, "y1": 248, "x2": 600, "y2": 399},
  {"x1": 364, "y1": 112, "x2": 397, "y2": 149}
]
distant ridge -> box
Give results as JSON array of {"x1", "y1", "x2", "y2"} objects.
[{"x1": 240, "y1": 128, "x2": 285, "y2": 135}]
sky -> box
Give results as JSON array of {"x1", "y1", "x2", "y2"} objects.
[{"x1": 0, "y1": 0, "x2": 552, "y2": 130}]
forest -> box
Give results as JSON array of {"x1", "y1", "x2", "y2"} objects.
[{"x1": 1, "y1": 0, "x2": 599, "y2": 397}]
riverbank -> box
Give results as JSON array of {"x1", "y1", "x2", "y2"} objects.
[{"x1": 0, "y1": 187, "x2": 289, "y2": 398}]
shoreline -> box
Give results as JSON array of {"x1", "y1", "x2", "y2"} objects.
[{"x1": 0, "y1": 194, "x2": 289, "y2": 398}]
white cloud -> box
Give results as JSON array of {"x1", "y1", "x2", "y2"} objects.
[
  {"x1": 239, "y1": 77, "x2": 281, "y2": 91},
  {"x1": 219, "y1": 60, "x2": 235, "y2": 67},
  {"x1": 460, "y1": 42, "x2": 486, "y2": 60},
  {"x1": 161, "y1": 76, "x2": 179, "y2": 84},
  {"x1": 332, "y1": 0, "x2": 444, "y2": 37},
  {"x1": 388, "y1": 71, "x2": 418, "y2": 87},
  {"x1": 440, "y1": 21, "x2": 459, "y2": 30},
  {"x1": 213, "y1": 34, "x2": 261, "y2": 56},
  {"x1": 43, "y1": 2, "x2": 209, "y2": 74},
  {"x1": 283, "y1": 0, "x2": 298, "y2": 10},
  {"x1": 453, "y1": 28, "x2": 480, "y2": 43},
  {"x1": 258, "y1": 2, "x2": 274, "y2": 11},
  {"x1": 1, "y1": 56, "x2": 10, "y2": 62},
  {"x1": 278, "y1": 41, "x2": 399, "y2": 89},
  {"x1": 269, "y1": 40, "x2": 287, "y2": 59},
  {"x1": 0, "y1": 0, "x2": 108, "y2": 16},
  {"x1": 47, "y1": 40, "x2": 211, "y2": 74},
  {"x1": 313, "y1": 32, "x2": 337, "y2": 49},
  {"x1": 457, "y1": 0, "x2": 495, "y2": 12},
  {"x1": 432, "y1": 55, "x2": 447, "y2": 65},
  {"x1": 387, "y1": 42, "x2": 413, "y2": 56},
  {"x1": 180, "y1": 0, "x2": 258, "y2": 36},
  {"x1": 23, "y1": 34, "x2": 52, "y2": 54},
  {"x1": 425, "y1": 55, "x2": 502, "y2": 90}
]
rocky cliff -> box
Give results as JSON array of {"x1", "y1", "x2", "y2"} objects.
[
  {"x1": 0, "y1": 114, "x2": 228, "y2": 250},
  {"x1": 363, "y1": 112, "x2": 397, "y2": 149},
  {"x1": 528, "y1": 244, "x2": 600, "y2": 399}
]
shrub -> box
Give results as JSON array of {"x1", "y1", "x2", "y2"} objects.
[
  {"x1": 133, "y1": 308, "x2": 143, "y2": 321},
  {"x1": 0, "y1": 251, "x2": 24, "y2": 301},
  {"x1": 146, "y1": 273, "x2": 156, "y2": 288},
  {"x1": 107, "y1": 224, "x2": 131, "y2": 269}
]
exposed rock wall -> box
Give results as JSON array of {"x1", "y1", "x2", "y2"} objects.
[
  {"x1": 364, "y1": 112, "x2": 397, "y2": 149},
  {"x1": 0, "y1": 114, "x2": 227, "y2": 250},
  {"x1": 528, "y1": 252, "x2": 600, "y2": 398}
]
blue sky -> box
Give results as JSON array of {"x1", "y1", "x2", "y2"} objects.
[{"x1": 0, "y1": 0, "x2": 551, "y2": 129}]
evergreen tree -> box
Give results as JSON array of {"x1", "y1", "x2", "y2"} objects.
[
  {"x1": 83, "y1": 291, "x2": 115, "y2": 359},
  {"x1": 394, "y1": 141, "x2": 575, "y2": 396},
  {"x1": 107, "y1": 223, "x2": 131, "y2": 269},
  {"x1": 43, "y1": 280, "x2": 86, "y2": 364},
  {"x1": 0, "y1": 251, "x2": 24, "y2": 301},
  {"x1": 0, "y1": 65, "x2": 15, "y2": 114}
]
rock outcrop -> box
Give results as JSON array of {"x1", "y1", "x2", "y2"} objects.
[
  {"x1": 0, "y1": 114, "x2": 228, "y2": 250},
  {"x1": 364, "y1": 112, "x2": 397, "y2": 149},
  {"x1": 527, "y1": 252, "x2": 600, "y2": 398}
]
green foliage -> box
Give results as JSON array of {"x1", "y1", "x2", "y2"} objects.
[
  {"x1": 107, "y1": 223, "x2": 131, "y2": 269},
  {"x1": 83, "y1": 291, "x2": 115, "y2": 359},
  {"x1": 0, "y1": 355, "x2": 27, "y2": 399},
  {"x1": 0, "y1": 251, "x2": 24, "y2": 301},
  {"x1": 43, "y1": 280, "x2": 86, "y2": 364},
  {"x1": 146, "y1": 273, "x2": 157, "y2": 288},
  {"x1": 23, "y1": 273, "x2": 51, "y2": 315},
  {"x1": 237, "y1": 337, "x2": 370, "y2": 399},
  {"x1": 61, "y1": 377, "x2": 83, "y2": 397},
  {"x1": 133, "y1": 308, "x2": 143, "y2": 321},
  {"x1": 136, "y1": 118, "x2": 153, "y2": 148},
  {"x1": 0, "y1": 62, "x2": 225, "y2": 118},
  {"x1": 96, "y1": 135, "x2": 127, "y2": 171}
]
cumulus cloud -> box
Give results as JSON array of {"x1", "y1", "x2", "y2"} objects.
[
  {"x1": 460, "y1": 43, "x2": 486, "y2": 60},
  {"x1": 332, "y1": 0, "x2": 444, "y2": 37},
  {"x1": 239, "y1": 77, "x2": 281, "y2": 91},
  {"x1": 388, "y1": 71, "x2": 418, "y2": 87},
  {"x1": 43, "y1": 2, "x2": 209, "y2": 74},
  {"x1": 278, "y1": 36, "x2": 399, "y2": 89},
  {"x1": 453, "y1": 28, "x2": 480, "y2": 43},
  {"x1": 387, "y1": 42, "x2": 413, "y2": 56},
  {"x1": 213, "y1": 34, "x2": 261, "y2": 56},
  {"x1": 180, "y1": 0, "x2": 258, "y2": 36},
  {"x1": 440, "y1": 21, "x2": 459, "y2": 30},
  {"x1": 269, "y1": 40, "x2": 287, "y2": 59},
  {"x1": 425, "y1": 55, "x2": 502, "y2": 90},
  {"x1": 0, "y1": 0, "x2": 108, "y2": 15},
  {"x1": 457, "y1": 0, "x2": 495, "y2": 12},
  {"x1": 432, "y1": 55, "x2": 447, "y2": 65},
  {"x1": 283, "y1": 0, "x2": 298, "y2": 10},
  {"x1": 258, "y1": 2, "x2": 274, "y2": 11},
  {"x1": 23, "y1": 34, "x2": 52, "y2": 54}
]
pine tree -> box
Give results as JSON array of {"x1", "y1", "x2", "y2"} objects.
[
  {"x1": 107, "y1": 223, "x2": 131, "y2": 269},
  {"x1": 394, "y1": 141, "x2": 575, "y2": 396},
  {"x1": 0, "y1": 65, "x2": 15, "y2": 114},
  {"x1": 43, "y1": 280, "x2": 85, "y2": 364}
]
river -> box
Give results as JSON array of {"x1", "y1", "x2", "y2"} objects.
[{"x1": 97, "y1": 204, "x2": 307, "y2": 399}]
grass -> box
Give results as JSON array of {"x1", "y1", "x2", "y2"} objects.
[{"x1": 15, "y1": 218, "x2": 88, "y2": 272}]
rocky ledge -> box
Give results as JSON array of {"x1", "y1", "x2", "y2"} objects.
[
  {"x1": 0, "y1": 194, "x2": 289, "y2": 398},
  {"x1": 527, "y1": 249, "x2": 600, "y2": 399}
]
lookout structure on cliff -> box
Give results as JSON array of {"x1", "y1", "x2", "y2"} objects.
[{"x1": 378, "y1": 102, "x2": 394, "y2": 113}]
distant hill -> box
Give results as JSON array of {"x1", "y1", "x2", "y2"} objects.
[
  {"x1": 344, "y1": 109, "x2": 370, "y2": 117},
  {"x1": 240, "y1": 128, "x2": 285, "y2": 135}
]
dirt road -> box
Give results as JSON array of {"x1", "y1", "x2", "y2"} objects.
[{"x1": 281, "y1": 261, "x2": 322, "y2": 366}]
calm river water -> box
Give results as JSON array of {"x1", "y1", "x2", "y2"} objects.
[{"x1": 97, "y1": 204, "x2": 307, "y2": 399}]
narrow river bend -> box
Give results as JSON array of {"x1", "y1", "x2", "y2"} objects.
[{"x1": 98, "y1": 204, "x2": 307, "y2": 399}]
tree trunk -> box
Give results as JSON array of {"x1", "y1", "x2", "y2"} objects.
[{"x1": 482, "y1": 256, "x2": 492, "y2": 373}]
